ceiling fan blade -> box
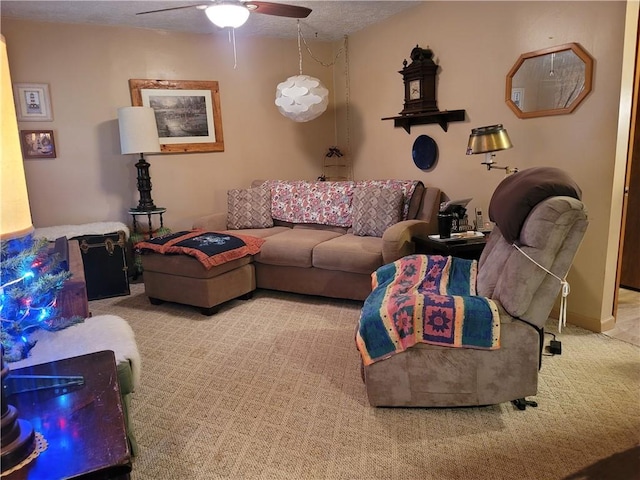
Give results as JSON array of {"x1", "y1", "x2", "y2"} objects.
[
  {"x1": 245, "y1": 1, "x2": 312, "y2": 18},
  {"x1": 136, "y1": 4, "x2": 207, "y2": 15}
]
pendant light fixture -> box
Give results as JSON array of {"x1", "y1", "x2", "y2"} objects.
[{"x1": 275, "y1": 22, "x2": 329, "y2": 122}]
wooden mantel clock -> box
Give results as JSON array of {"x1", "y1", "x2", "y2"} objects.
[
  {"x1": 382, "y1": 45, "x2": 466, "y2": 133},
  {"x1": 401, "y1": 45, "x2": 439, "y2": 115}
]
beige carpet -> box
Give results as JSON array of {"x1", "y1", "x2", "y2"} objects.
[{"x1": 90, "y1": 284, "x2": 640, "y2": 480}]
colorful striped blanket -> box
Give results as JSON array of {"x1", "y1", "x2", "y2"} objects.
[{"x1": 356, "y1": 255, "x2": 500, "y2": 366}]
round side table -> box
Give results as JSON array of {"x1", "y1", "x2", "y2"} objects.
[{"x1": 128, "y1": 207, "x2": 166, "y2": 239}]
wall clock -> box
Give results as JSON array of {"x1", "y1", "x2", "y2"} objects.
[
  {"x1": 401, "y1": 45, "x2": 439, "y2": 115},
  {"x1": 382, "y1": 45, "x2": 466, "y2": 133},
  {"x1": 409, "y1": 79, "x2": 421, "y2": 100}
]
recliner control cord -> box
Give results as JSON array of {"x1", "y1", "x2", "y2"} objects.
[{"x1": 512, "y1": 244, "x2": 570, "y2": 332}]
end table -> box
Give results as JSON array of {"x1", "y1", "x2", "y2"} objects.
[
  {"x1": 128, "y1": 207, "x2": 168, "y2": 279},
  {"x1": 415, "y1": 232, "x2": 487, "y2": 260},
  {"x1": 4, "y1": 351, "x2": 132, "y2": 479},
  {"x1": 128, "y1": 207, "x2": 166, "y2": 239}
]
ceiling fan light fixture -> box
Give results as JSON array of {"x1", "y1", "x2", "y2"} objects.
[{"x1": 205, "y1": 4, "x2": 250, "y2": 29}]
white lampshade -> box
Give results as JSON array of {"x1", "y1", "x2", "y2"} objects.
[
  {"x1": 275, "y1": 75, "x2": 329, "y2": 123},
  {"x1": 205, "y1": 4, "x2": 250, "y2": 28},
  {"x1": 117, "y1": 106, "x2": 161, "y2": 155},
  {"x1": 1, "y1": 35, "x2": 33, "y2": 240}
]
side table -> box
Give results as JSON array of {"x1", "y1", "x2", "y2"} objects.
[
  {"x1": 128, "y1": 207, "x2": 168, "y2": 279},
  {"x1": 415, "y1": 232, "x2": 487, "y2": 260},
  {"x1": 4, "y1": 351, "x2": 132, "y2": 479},
  {"x1": 128, "y1": 207, "x2": 166, "y2": 239}
]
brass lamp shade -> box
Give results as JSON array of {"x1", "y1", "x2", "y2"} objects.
[{"x1": 466, "y1": 124, "x2": 513, "y2": 155}]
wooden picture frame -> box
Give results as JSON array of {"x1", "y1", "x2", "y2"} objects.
[
  {"x1": 20, "y1": 130, "x2": 57, "y2": 159},
  {"x1": 13, "y1": 83, "x2": 53, "y2": 121},
  {"x1": 129, "y1": 79, "x2": 224, "y2": 153}
]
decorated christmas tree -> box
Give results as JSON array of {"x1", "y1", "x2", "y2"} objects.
[{"x1": 0, "y1": 235, "x2": 81, "y2": 362}]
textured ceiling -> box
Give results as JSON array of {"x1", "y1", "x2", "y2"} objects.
[{"x1": 0, "y1": 1, "x2": 421, "y2": 42}]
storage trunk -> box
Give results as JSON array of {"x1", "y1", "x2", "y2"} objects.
[{"x1": 77, "y1": 231, "x2": 130, "y2": 300}]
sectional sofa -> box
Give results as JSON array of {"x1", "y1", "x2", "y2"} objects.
[{"x1": 140, "y1": 180, "x2": 442, "y2": 311}]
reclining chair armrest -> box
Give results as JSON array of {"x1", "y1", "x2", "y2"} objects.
[
  {"x1": 382, "y1": 220, "x2": 434, "y2": 264},
  {"x1": 192, "y1": 212, "x2": 228, "y2": 231}
]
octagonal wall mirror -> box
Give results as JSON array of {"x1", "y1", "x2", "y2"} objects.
[{"x1": 506, "y1": 43, "x2": 594, "y2": 119}]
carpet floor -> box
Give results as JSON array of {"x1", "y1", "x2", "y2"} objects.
[{"x1": 89, "y1": 284, "x2": 640, "y2": 480}]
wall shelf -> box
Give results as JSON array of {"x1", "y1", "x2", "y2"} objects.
[{"x1": 382, "y1": 109, "x2": 466, "y2": 133}]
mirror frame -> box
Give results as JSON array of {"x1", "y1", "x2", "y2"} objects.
[{"x1": 505, "y1": 42, "x2": 594, "y2": 119}]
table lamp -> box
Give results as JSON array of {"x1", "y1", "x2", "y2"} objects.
[
  {"x1": 117, "y1": 106, "x2": 161, "y2": 211},
  {"x1": 1, "y1": 34, "x2": 37, "y2": 472},
  {"x1": 466, "y1": 124, "x2": 518, "y2": 174}
]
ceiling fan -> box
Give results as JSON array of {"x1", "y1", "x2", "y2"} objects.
[{"x1": 136, "y1": 1, "x2": 312, "y2": 29}]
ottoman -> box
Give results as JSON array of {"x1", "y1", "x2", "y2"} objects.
[{"x1": 140, "y1": 253, "x2": 255, "y2": 315}]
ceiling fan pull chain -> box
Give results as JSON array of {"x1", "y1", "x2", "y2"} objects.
[{"x1": 232, "y1": 27, "x2": 238, "y2": 69}]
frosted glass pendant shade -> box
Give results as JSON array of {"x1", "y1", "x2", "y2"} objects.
[
  {"x1": 275, "y1": 75, "x2": 329, "y2": 122},
  {"x1": 205, "y1": 4, "x2": 250, "y2": 28}
]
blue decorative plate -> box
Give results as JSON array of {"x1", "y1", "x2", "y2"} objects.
[{"x1": 412, "y1": 134, "x2": 438, "y2": 171}]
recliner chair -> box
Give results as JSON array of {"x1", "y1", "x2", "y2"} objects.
[{"x1": 360, "y1": 168, "x2": 588, "y2": 408}]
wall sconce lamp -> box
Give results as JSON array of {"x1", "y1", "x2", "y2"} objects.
[
  {"x1": 117, "y1": 106, "x2": 161, "y2": 211},
  {"x1": 466, "y1": 124, "x2": 518, "y2": 174}
]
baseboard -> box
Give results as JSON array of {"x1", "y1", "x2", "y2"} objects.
[{"x1": 550, "y1": 307, "x2": 613, "y2": 333}]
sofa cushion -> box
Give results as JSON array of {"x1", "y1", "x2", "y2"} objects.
[
  {"x1": 352, "y1": 186, "x2": 403, "y2": 237},
  {"x1": 227, "y1": 187, "x2": 274, "y2": 230},
  {"x1": 220, "y1": 226, "x2": 290, "y2": 239},
  {"x1": 255, "y1": 229, "x2": 343, "y2": 268},
  {"x1": 312, "y1": 234, "x2": 384, "y2": 274},
  {"x1": 293, "y1": 223, "x2": 349, "y2": 234}
]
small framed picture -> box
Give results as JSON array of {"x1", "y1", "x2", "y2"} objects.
[
  {"x1": 511, "y1": 87, "x2": 525, "y2": 110},
  {"x1": 20, "y1": 130, "x2": 56, "y2": 159},
  {"x1": 13, "y1": 83, "x2": 53, "y2": 121}
]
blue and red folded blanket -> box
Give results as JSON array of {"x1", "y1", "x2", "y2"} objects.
[
  {"x1": 136, "y1": 230, "x2": 264, "y2": 269},
  {"x1": 356, "y1": 254, "x2": 500, "y2": 365}
]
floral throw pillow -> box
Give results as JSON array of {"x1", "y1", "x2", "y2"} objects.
[
  {"x1": 227, "y1": 188, "x2": 274, "y2": 230},
  {"x1": 352, "y1": 186, "x2": 403, "y2": 237}
]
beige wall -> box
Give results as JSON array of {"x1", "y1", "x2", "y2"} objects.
[
  {"x1": 335, "y1": 1, "x2": 629, "y2": 331},
  {"x1": 1, "y1": 1, "x2": 634, "y2": 332},
  {"x1": 1, "y1": 19, "x2": 335, "y2": 231}
]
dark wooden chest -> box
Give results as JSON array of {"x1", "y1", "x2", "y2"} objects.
[{"x1": 77, "y1": 231, "x2": 130, "y2": 300}]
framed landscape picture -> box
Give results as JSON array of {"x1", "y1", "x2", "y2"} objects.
[
  {"x1": 20, "y1": 130, "x2": 57, "y2": 159},
  {"x1": 128, "y1": 79, "x2": 224, "y2": 153},
  {"x1": 13, "y1": 83, "x2": 53, "y2": 121}
]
